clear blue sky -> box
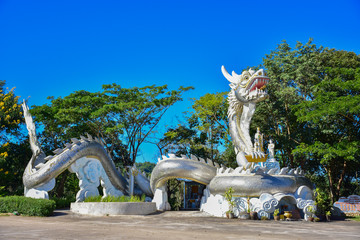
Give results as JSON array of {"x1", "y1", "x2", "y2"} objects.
[{"x1": 1, "y1": 0, "x2": 359, "y2": 163}]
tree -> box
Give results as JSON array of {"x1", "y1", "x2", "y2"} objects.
[
  {"x1": 97, "y1": 84, "x2": 193, "y2": 166},
  {"x1": 31, "y1": 84, "x2": 192, "y2": 196},
  {"x1": 252, "y1": 40, "x2": 325, "y2": 169},
  {"x1": 0, "y1": 80, "x2": 28, "y2": 195},
  {"x1": 293, "y1": 50, "x2": 360, "y2": 202},
  {"x1": 135, "y1": 161, "x2": 156, "y2": 177},
  {"x1": 160, "y1": 92, "x2": 235, "y2": 166},
  {"x1": 252, "y1": 39, "x2": 359, "y2": 202},
  {"x1": 0, "y1": 80, "x2": 23, "y2": 143}
]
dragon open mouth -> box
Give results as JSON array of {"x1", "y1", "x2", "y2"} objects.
[{"x1": 246, "y1": 76, "x2": 269, "y2": 92}]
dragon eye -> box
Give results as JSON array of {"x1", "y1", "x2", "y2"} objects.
[{"x1": 258, "y1": 71, "x2": 262, "y2": 76}]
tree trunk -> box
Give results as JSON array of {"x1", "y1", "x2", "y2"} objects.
[
  {"x1": 325, "y1": 165, "x2": 335, "y2": 204},
  {"x1": 335, "y1": 161, "x2": 347, "y2": 201},
  {"x1": 55, "y1": 171, "x2": 69, "y2": 197}
]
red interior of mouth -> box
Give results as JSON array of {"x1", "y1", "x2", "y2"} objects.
[
  {"x1": 247, "y1": 77, "x2": 269, "y2": 92},
  {"x1": 250, "y1": 82, "x2": 266, "y2": 92}
]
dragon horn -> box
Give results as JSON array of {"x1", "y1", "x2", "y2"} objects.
[{"x1": 221, "y1": 65, "x2": 238, "y2": 84}]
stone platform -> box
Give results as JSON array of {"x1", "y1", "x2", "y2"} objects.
[{"x1": 70, "y1": 202, "x2": 157, "y2": 216}]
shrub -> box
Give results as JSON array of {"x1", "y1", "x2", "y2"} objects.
[
  {"x1": 273, "y1": 208, "x2": 279, "y2": 216},
  {"x1": 0, "y1": 196, "x2": 56, "y2": 216},
  {"x1": 84, "y1": 194, "x2": 146, "y2": 203},
  {"x1": 51, "y1": 195, "x2": 76, "y2": 209}
]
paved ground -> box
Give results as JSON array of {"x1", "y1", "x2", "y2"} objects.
[{"x1": 0, "y1": 210, "x2": 359, "y2": 240}]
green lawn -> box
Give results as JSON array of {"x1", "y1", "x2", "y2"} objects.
[{"x1": 346, "y1": 215, "x2": 360, "y2": 222}]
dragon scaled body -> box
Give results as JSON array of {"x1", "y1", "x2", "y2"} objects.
[{"x1": 22, "y1": 101, "x2": 152, "y2": 200}]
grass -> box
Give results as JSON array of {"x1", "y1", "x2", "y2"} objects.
[
  {"x1": 346, "y1": 215, "x2": 360, "y2": 222},
  {"x1": 84, "y1": 194, "x2": 146, "y2": 203}
]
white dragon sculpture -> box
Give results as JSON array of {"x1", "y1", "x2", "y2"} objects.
[
  {"x1": 21, "y1": 65, "x2": 316, "y2": 220},
  {"x1": 221, "y1": 65, "x2": 269, "y2": 167}
]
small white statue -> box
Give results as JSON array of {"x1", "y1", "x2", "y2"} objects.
[
  {"x1": 268, "y1": 139, "x2": 275, "y2": 159},
  {"x1": 254, "y1": 127, "x2": 264, "y2": 153}
]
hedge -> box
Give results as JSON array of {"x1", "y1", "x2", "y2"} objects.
[
  {"x1": 0, "y1": 196, "x2": 56, "y2": 216},
  {"x1": 84, "y1": 194, "x2": 146, "y2": 202}
]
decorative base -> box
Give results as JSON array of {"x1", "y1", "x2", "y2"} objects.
[{"x1": 200, "y1": 185, "x2": 316, "y2": 220}]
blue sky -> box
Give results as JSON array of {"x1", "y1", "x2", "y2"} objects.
[{"x1": 1, "y1": 0, "x2": 359, "y2": 163}]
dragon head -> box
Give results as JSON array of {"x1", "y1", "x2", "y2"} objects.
[{"x1": 222, "y1": 66, "x2": 269, "y2": 103}]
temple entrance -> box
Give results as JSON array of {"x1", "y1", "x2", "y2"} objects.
[{"x1": 182, "y1": 180, "x2": 206, "y2": 210}]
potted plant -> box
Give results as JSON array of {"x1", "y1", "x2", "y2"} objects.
[
  {"x1": 326, "y1": 210, "x2": 331, "y2": 222},
  {"x1": 273, "y1": 209, "x2": 280, "y2": 221},
  {"x1": 307, "y1": 206, "x2": 315, "y2": 222},
  {"x1": 225, "y1": 187, "x2": 235, "y2": 219},
  {"x1": 238, "y1": 197, "x2": 251, "y2": 220}
]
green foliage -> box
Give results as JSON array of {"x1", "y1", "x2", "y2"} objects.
[
  {"x1": 0, "y1": 80, "x2": 23, "y2": 140},
  {"x1": 252, "y1": 39, "x2": 360, "y2": 203},
  {"x1": 292, "y1": 49, "x2": 360, "y2": 202},
  {"x1": 314, "y1": 188, "x2": 331, "y2": 215},
  {"x1": 167, "y1": 179, "x2": 183, "y2": 211},
  {"x1": 273, "y1": 208, "x2": 279, "y2": 216},
  {"x1": 224, "y1": 187, "x2": 235, "y2": 213},
  {"x1": 0, "y1": 81, "x2": 29, "y2": 196},
  {"x1": 308, "y1": 206, "x2": 316, "y2": 216},
  {"x1": 84, "y1": 195, "x2": 102, "y2": 202},
  {"x1": 0, "y1": 196, "x2": 56, "y2": 216},
  {"x1": 30, "y1": 84, "x2": 192, "y2": 197},
  {"x1": 224, "y1": 187, "x2": 234, "y2": 203},
  {"x1": 51, "y1": 195, "x2": 76, "y2": 209},
  {"x1": 0, "y1": 141, "x2": 31, "y2": 195},
  {"x1": 84, "y1": 194, "x2": 145, "y2": 202},
  {"x1": 31, "y1": 85, "x2": 192, "y2": 168},
  {"x1": 135, "y1": 161, "x2": 156, "y2": 177},
  {"x1": 347, "y1": 215, "x2": 360, "y2": 222},
  {"x1": 161, "y1": 92, "x2": 229, "y2": 166}
]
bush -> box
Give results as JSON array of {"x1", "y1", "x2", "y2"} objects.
[
  {"x1": 0, "y1": 196, "x2": 56, "y2": 216},
  {"x1": 84, "y1": 194, "x2": 145, "y2": 203},
  {"x1": 51, "y1": 195, "x2": 76, "y2": 209}
]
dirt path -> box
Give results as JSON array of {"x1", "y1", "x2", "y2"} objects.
[{"x1": 0, "y1": 210, "x2": 359, "y2": 240}]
